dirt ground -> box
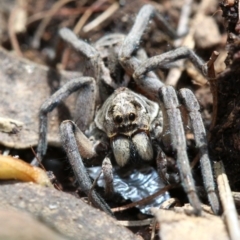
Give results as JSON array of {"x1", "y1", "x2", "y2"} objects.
[{"x1": 0, "y1": 0, "x2": 239, "y2": 239}]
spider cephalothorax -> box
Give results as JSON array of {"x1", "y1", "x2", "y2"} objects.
[
  {"x1": 33, "y1": 4, "x2": 220, "y2": 217},
  {"x1": 95, "y1": 87, "x2": 160, "y2": 166}
]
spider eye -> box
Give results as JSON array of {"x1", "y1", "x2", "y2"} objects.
[
  {"x1": 129, "y1": 113, "x2": 135, "y2": 121},
  {"x1": 114, "y1": 115, "x2": 123, "y2": 124}
]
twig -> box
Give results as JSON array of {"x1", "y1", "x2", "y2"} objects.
[
  {"x1": 117, "y1": 218, "x2": 154, "y2": 227},
  {"x1": 232, "y1": 191, "x2": 240, "y2": 206},
  {"x1": 30, "y1": 146, "x2": 62, "y2": 190},
  {"x1": 160, "y1": 198, "x2": 181, "y2": 209},
  {"x1": 27, "y1": 7, "x2": 107, "y2": 24},
  {"x1": 165, "y1": 0, "x2": 193, "y2": 86},
  {"x1": 83, "y1": 2, "x2": 119, "y2": 33},
  {"x1": 30, "y1": 146, "x2": 45, "y2": 170},
  {"x1": 206, "y1": 51, "x2": 219, "y2": 132},
  {"x1": 73, "y1": 5, "x2": 95, "y2": 34},
  {"x1": 74, "y1": 0, "x2": 107, "y2": 34},
  {"x1": 190, "y1": 153, "x2": 200, "y2": 169},
  {"x1": 150, "y1": 217, "x2": 157, "y2": 240},
  {"x1": 88, "y1": 169, "x2": 102, "y2": 205},
  {"x1": 207, "y1": 51, "x2": 219, "y2": 78},
  {"x1": 166, "y1": 0, "x2": 216, "y2": 86},
  {"x1": 61, "y1": 0, "x2": 106, "y2": 69},
  {"x1": 239, "y1": 0, "x2": 240, "y2": 17},
  {"x1": 111, "y1": 184, "x2": 176, "y2": 212},
  {"x1": 31, "y1": 0, "x2": 75, "y2": 49},
  {"x1": 8, "y1": 7, "x2": 23, "y2": 57},
  {"x1": 186, "y1": 62, "x2": 208, "y2": 86},
  {"x1": 214, "y1": 161, "x2": 240, "y2": 240}
]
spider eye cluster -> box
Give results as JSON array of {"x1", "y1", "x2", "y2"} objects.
[
  {"x1": 114, "y1": 115, "x2": 123, "y2": 124},
  {"x1": 114, "y1": 113, "x2": 136, "y2": 124},
  {"x1": 128, "y1": 113, "x2": 135, "y2": 121}
]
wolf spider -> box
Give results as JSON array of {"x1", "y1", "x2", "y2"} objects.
[{"x1": 32, "y1": 4, "x2": 220, "y2": 216}]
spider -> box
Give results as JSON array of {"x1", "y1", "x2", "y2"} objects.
[{"x1": 32, "y1": 4, "x2": 220, "y2": 216}]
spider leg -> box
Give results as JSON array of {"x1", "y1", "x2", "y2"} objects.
[
  {"x1": 59, "y1": 28, "x2": 96, "y2": 60},
  {"x1": 134, "y1": 46, "x2": 207, "y2": 82},
  {"x1": 32, "y1": 77, "x2": 96, "y2": 165},
  {"x1": 156, "y1": 146, "x2": 180, "y2": 185},
  {"x1": 60, "y1": 120, "x2": 113, "y2": 216},
  {"x1": 119, "y1": 4, "x2": 179, "y2": 99},
  {"x1": 159, "y1": 85, "x2": 202, "y2": 216},
  {"x1": 179, "y1": 89, "x2": 221, "y2": 215},
  {"x1": 102, "y1": 155, "x2": 114, "y2": 198},
  {"x1": 119, "y1": 4, "x2": 178, "y2": 70},
  {"x1": 59, "y1": 28, "x2": 117, "y2": 91}
]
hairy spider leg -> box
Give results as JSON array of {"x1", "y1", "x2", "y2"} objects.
[
  {"x1": 32, "y1": 77, "x2": 96, "y2": 165},
  {"x1": 119, "y1": 4, "x2": 179, "y2": 100},
  {"x1": 60, "y1": 120, "x2": 113, "y2": 216},
  {"x1": 179, "y1": 88, "x2": 220, "y2": 214},
  {"x1": 159, "y1": 86, "x2": 202, "y2": 216}
]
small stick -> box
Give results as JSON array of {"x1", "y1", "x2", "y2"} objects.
[
  {"x1": 190, "y1": 153, "x2": 200, "y2": 169},
  {"x1": 31, "y1": 0, "x2": 75, "y2": 48},
  {"x1": 30, "y1": 146, "x2": 45, "y2": 170},
  {"x1": 61, "y1": 0, "x2": 106, "y2": 69},
  {"x1": 73, "y1": 6, "x2": 93, "y2": 34},
  {"x1": 117, "y1": 218, "x2": 153, "y2": 227},
  {"x1": 73, "y1": 0, "x2": 106, "y2": 34},
  {"x1": 239, "y1": 0, "x2": 240, "y2": 18},
  {"x1": 31, "y1": 146, "x2": 62, "y2": 190},
  {"x1": 112, "y1": 184, "x2": 176, "y2": 212},
  {"x1": 27, "y1": 7, "x2": 98, "y2": 25},
  {"x1": 102, "y1": 156, "x2": 114, "y2": 197},
  {"x1": 150, "y1": 218, "x2": 157, "y2": 240},
  {"x1": 232, "y1": 192, "x2": 240, "y2": 206},
  {"x1": 206, "y1": 51, "x2": 219, "y2": 132},
  {"x1": 88, "y1": 169, "x2": 102, "y2": 205},
  {"x1": 214, "y1": 161, "x2": 240, "y2": 240},
  {"x1": 83, "y1": 2, "x2": 119, "y2": 33},
  {"x1": 165, "y1": 0, "x2": 193, "y2": 86},
  {"x1": 8, "y1": 8, "x2": 23, "y2": 57},
  {"x1": 206, "y1": 51, "x2": 219, "y2": 78},
  {"x1": 160, "y1": 198, "x2": 181, "y2": 209}
]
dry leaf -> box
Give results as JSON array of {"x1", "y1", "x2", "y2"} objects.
[
  {"x1": 0, "y1": 117, "x2": 23, "y2": 134},
  {"x1": 0, "y1": 155, "x2": 52, "y2": 187},
  {"x1": 0, "y1": 47, "x2": 82, "y2": 149},
  {"x1": 152, "y1": 206, "x2": 230, "y2": 240}
]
